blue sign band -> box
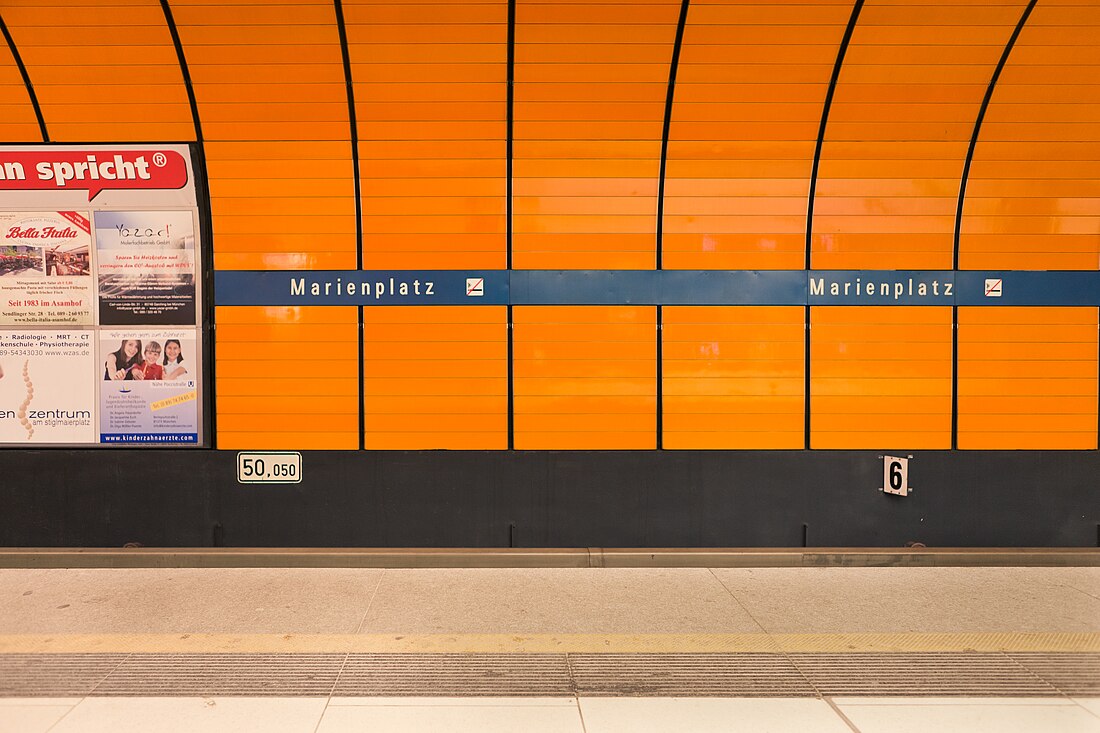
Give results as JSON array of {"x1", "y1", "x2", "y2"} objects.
[
  {"x1": 214, "y1": 270, "x2": 1100, "y2": 307},
  {"x1": 215, "y1": 271, "x2": 509, "y2": 306}
]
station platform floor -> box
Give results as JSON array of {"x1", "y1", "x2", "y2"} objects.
[{"x1": 0, "y1": 561, "x2": 1098, "y2": 732}]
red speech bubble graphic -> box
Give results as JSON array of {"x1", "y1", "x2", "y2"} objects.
[{"x1": 0, "y1": 150, "x2": 188, "y2": 201}]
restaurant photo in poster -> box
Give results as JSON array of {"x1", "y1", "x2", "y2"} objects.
[
  {"x1": 0, "y1": 211, "x2": 94, "y2": 325},
  {"x1": 0, "y1": 330, "x2": 95, "y2": 444},
  {"x1": 95, "y1": 210, "x2": 196, "y2": 326},
  {"x1": 99, "y1": 329, "x2": 199, "y2": 444}
]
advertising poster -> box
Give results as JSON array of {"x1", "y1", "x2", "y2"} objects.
[
  {"x1": 0, "y1": 145, "x2": 204, "y2": 448},
  {"x1": 99, "y1": 330, "x2": 199, "y2": 444},
  {"x1": 0, "y1": 330, "x2": 95, "y2": 444},
  {"x1": 0, "y1": 211, "x2": 94, "y2": 325},
  {"x1": 95, "y1": 210, "x2": 196, "y2": 326}
]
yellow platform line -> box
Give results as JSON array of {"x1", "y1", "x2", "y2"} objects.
[{"x1": 1, "y1": 632, "x2": 1098, "y2": 654}]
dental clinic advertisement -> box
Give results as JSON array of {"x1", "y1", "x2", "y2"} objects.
[{"x1": 99, "y1": 330, "x2": 199, "y2": 444}]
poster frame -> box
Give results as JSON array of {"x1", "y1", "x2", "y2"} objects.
[{"x1": 0, "y1": 141, "x2": 213, "y2": 449}]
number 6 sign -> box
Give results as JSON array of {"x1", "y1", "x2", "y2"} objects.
[{"x1": 881, "y1": 455, "x2": 911, "y2": 497}]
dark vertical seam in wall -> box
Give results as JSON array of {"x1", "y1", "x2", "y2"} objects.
[
  {"x1": 806, "y1": 0, "x2": 864, "y2": 270},
  {"x1": 656, "y1": 0, "x2": 691, "y2": 270},
  {"x1": 804, "y1": 305, "x2": 811, "y2": 449},
  {"x1": 332, "y1": 0, "x2": 365, "y2": 449},
  {"x1": 507, "y1": 305, "x2": 514, "y2": 450},
  {"x1": 358, "y1": 303, "x2": 365, "y2": 451},
  {"x1": 507, "y1": 0, "x2": 516, "y2": 449},
  {"x1": 0, "y1": 13, "x2": 48, "y2": 142},
  {"x1": 161, "y1": 1, "x2": 205, "y2": 152},
  {"x1": 953, "y1": 0, "x2": 1037, "y2": 270},
  {"x1": 656, "y1": 306, "x2": 663, "y2": 449},
  {"x1": 952, "y1": 305, "x2": 959, "y2": 449},
  {"x1": 654, "y1": 2, "x2": 689, "y2": 448},
  {"x1": 804, "y1": 0, "x2": 863, "y2": 450},
  {"x1": 334, "y1": 0, "x2": 362, "y2": 271},
  {"x1": 161, "y1": 0, "x2": 216, "y2": 446},
  {"x1": 507, "y1": 0, "x2": 515, "y2": 270}
]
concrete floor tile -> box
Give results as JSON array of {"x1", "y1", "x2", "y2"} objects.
[
  {"x1": 0, "y1": 698, "x2": 83, "y2": 706},
  {"x1": 316, "y1": 702, "x2": 585, "y2": 732},
  {"x1": 1051, "y1": 569, "x2": 1100, "y2": 601},
  {"x1": 833, "y1": 697, "x2": 1075, "y2": 706},
  {"x1": 0, "y1": 570, "x2": 43, "y2": 625},
  {"x1": 838, "y1": 701, "x2": 1100, "y2": 732},
  {"x1": 359, "y1": 569, "x2": 761, "y2": 634},
  {"x1": 1075, "y1": 699, "x2": 1100, "y2": 718},
  {"x1": 0, "y1": 704, "x2": 73, "y2": 733},
  {"x1": 0, "y1": 569, "x2": 383, "y2": 634},
  {"x1": 578, "y1": 697, "x2": 852, "y2": 733},
  {"x1": 329, "y1": 697, "x2": 577, "y2": 706},
  {"x1": 49, "y1": 697, "x2": 327, "y2": 733},
  {"x1": 710, "y1": 567, "x2": 1100, "y2": 634}
]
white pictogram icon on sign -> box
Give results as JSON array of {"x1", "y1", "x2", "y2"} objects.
[
  {"x1": 985, "y1": 278, "x2": 1002, "y2": 297},
  {"x1": 466, "y1": 277, "x2": 484, "y2": 297}
]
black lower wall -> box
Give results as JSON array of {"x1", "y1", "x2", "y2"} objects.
[{"x1": 2, "y1": 450, "x2": 1098, "y2": 547}]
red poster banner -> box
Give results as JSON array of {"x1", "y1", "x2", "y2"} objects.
[{"x1": 0, "y1": 150, "x2": 188, "y2": 201}]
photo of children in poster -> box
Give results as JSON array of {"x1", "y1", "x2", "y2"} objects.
[
  {"x1": 0, "y1": 211, "x2": 94, "y2": 325},
  {"x1": 95, "y1": 211, "x2": 196, "y2": 326},
  {"x1": 0, "y1": 330, "x2": 95, "y2": 444},
  {"x1": 99, "y1": 329, "x2": 199, "y2": 444}
]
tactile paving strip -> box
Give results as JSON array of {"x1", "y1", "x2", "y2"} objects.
[
  {"x1": 335, "y1": 654, "x2": 573, "y2": 697},
  {"x1": 0, "y1": 654, "x2": 128, "y2": 697},
  {"x1": 92, "y1": 654, "x2": 346, "y2": 697},
  {"x1": 1008, "y1": 652, "x2": 1100, "y2": 696},
  {"x1": 569, "y1": 653, "x2": 813, "y2": 696},
  {"x1": 1, "y1": 652, "x2": 1097, "y2": 697},
  {"x1": 788, "y1": 652, "x2": 1063, "y2": 697}
]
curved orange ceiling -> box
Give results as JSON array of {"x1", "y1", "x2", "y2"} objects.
[
  {"x1": 961, "y1": 1, "x2": 1100, "y2": 270},
  {"x1": 3, "y1": 0, "x2": 193, "y2": 142},
  {"x1": 0, "y1": 0, "x2": 1095, "y2": 273}
]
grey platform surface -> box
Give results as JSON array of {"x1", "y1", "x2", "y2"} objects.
[
  {"x1": 0, "y1": 566, "x2": 1098, "y2": 636},
  {"x1": 1, "y1": 565, "x2": 1099, "y2": 731}
]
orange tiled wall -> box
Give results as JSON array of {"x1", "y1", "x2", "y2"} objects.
[
  {"x1": 215, "y1": 306, "x2": 360, "y2": 449},
  {"x1": 511, "y1": 0, "x2": 681, "y2": 270},
  {"x1": 347, "y1": 0, "x2": 508, "y2": 270},
  {"x1": 170, "y1": 0, "x2": 356, "y2": 271},
  {"x1": 812, "y1": 0, "x2": 1027, "y2": 270},
  {"x1": 958, "y1": 307, "x2": 1098, "y2": 449},
  {"x1": 3, "y1": 0, "x2": 194, "y2": 142},
  {"x1": 1, "y1": 2, "x2": 1098, "y2": 452},
  {"x1": 170, "y1": 0, "x2": 360, "y2": 449},
  {"x1": 514, "y1": 306, "x2": 656, "y2": 449},
  {"x1": 810, "y1": 306, "x2": 953, "y2": 449},
  {"x1": 0, "y1": 23, "x2": 44, "y2": 142},
  {"x1": 363, "y1": 306, "x2": 508, "y2": 449},
  {"x1": 959, "y1": 2, "x2": 1100, "y2": 270},
  {"x1": 664, "y1": 0, "x2": 850, "y2": 270},
  {"x1": 663, "y1": 307, "x2": 804, "y2": 449}
]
